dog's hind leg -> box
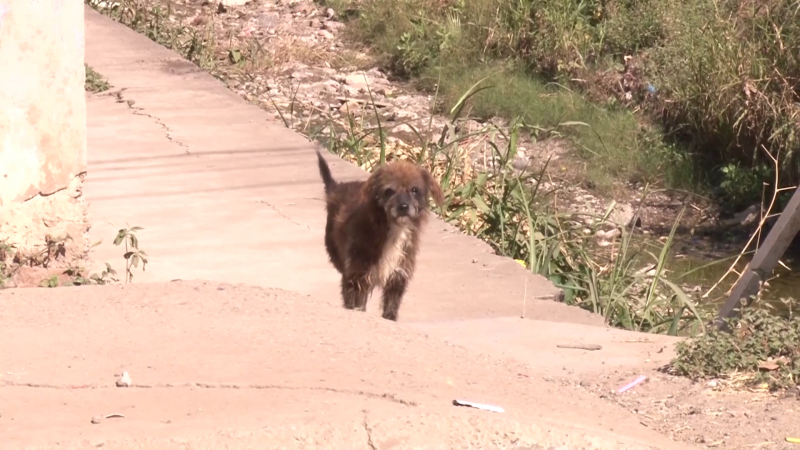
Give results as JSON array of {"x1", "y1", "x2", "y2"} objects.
[
  {"x1": 381, "y1": 272, "x2": 408, "y2": 321},
  {"x1": 341, "y1": 275, "x2": 372, "y2": 312}
]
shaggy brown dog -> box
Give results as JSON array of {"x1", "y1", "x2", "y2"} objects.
[{"x1": 316, "y1": 150, "x2": 443, "y2": 321}]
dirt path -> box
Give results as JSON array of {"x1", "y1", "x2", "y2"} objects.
[{"x1": 1, "y1": 281, "x2": 690, "y2": 450}]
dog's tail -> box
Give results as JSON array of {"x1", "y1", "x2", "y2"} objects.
[{"x1": 316, "y1": 150, "x2": 336, "y2": 193}]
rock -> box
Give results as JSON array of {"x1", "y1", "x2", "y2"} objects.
[
  {"x1": 340, "y1": 84, "x2": 360, "y2": 96},
  {"x1": 91, "y1": 416, "x2": 102, "y2": 424},
  {"x1": 366, "y1": 68, "x2": 386, "y2": 79},
  {"x1": 258, "y1": 13, "x2": 278, "y2": 29},
  {"x1": 344, "y1": 72, "x2": 369, "y2": 90},
  {"x1": 325, "y1": 7, "x2": 335, "y2": 18},
  {"x1": 339, "y1": 100, "x2": 362, "y2": 113},
  {"x1": 375, "y1": 86, "x2": 394, "y2": 96},
  {"x1": 609, "y1": 203, "x2": 635, "y2": 228},
  {"x1": 394, "y1": 124, "x2": 414, "y2": 133},
  {"x1": 323, "y1": 21, "x2": 344, "y2": 31},
  {"x1": 221, "y1": 0, "x2": 249, "y2": 6},
  {"x1": 289, "y1": 71, "x2": 312, "y2": 80},
  {"x1": 595, "y1": 228, "x2": 620, "y2": 240},
  {"x1": 395, "y1": 110, "x2": 418, "y2": 121},
  {"x1": 343, "y1": 71, "x2": 387, "y2": 93},
  {"x1": 719, "y1": 203, "x2": 760, "y2": 227},
  {"x1": 116, "y1": 371, "x2": 132, "y2": 387},
  {"x1": 512, "y1": 156, "x2": 530, "y2": 171},
  {"x1": 318, "y1": 30, "x2": 334, "y2": 40},
  {"x1": 309, "y1": 80, "x2": 339, "y2": 93}
]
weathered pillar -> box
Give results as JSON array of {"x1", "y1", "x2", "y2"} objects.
[{"x1": 0, "y1": 0, "x2": 89, "y2": 279}]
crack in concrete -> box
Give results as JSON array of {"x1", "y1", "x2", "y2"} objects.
[
  {"x1": 20, "y1": 171, "x2": 88, "y2": 203},
  {"x1": 107, "y1": 88, "x2": 190, "y2": 154},
  {"x1": 257, "y1": 199, "x2": 311, "y2": 230},
  {"x1": 362, "y1": 410, "x2": 378, "y2": 450},
  {"x1": 1, "y1": 380, "x2": 417, "y2": 407}
]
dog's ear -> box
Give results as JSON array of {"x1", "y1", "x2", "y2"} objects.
[{"x1": 422, "y1": 168, "x2": 444, "y2": 207}]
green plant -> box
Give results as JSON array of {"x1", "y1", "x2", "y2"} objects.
[
  {"x1": 64, "y1": 263, "x2": 118, "y2": 286},
  {"x1": 0, "y1": 235, "x2": 70, "y2": 289},
  {"x1": 13, "y1": 234, "x2": 70, "y2": 269},
  {"x1": 0, "y1": 234, "x2": 120, "y2": 289},
  {"x1": 672, "y1": 299, "x2": 800, "y2": 390},
  {"x1": 112, "y1": 226, "x2": 148, "y2": 284},
  {"x1": 0, "y1": 239, "x2": 16, "y2": 288},
  {"x1": 85, "y1": 64, "x2": 111, "y2": 93},
  {"x1": 719, "y1": 162, "x2": 772, "y2": 211},
  {"x1": 427, "y1": 64, "x2": 700, "y2": 193},
  {"x1": 39, "y1": 275, "x2": 60, "y2": 288}
]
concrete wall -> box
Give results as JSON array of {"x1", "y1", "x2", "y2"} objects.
[{"x1": 0, "y1": 0, "x2": 89, "y2": 264}]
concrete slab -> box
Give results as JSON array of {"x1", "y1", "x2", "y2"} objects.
[
  {"x1": 0, "y1": 281, "x2": 695, "y2": 450},
  {"x1": 409, "y1": 317, "x2": 681, "y2": 378}
]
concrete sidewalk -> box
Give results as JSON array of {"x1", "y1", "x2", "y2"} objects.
[
  {"x1": 0, "y1": 7, "x2": 694, "y2": 449},
  {"x1": 82, "y1": 6, "x2": 592, "y2": 326}
]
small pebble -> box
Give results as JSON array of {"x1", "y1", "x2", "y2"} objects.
[
  {"x1": 91, "y1": 416, "x2": 102, "y2": 424},
  {"x1": 116, "y1": 371, "x2": 132, "y2": 387}
]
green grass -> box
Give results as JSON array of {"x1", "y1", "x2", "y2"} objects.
[
  {"x1": 330, "y1": 0, "x2": 800, "y2": 209},
  {"x1": 85, "y1": 64, "x2": 111, "y2": 93},
  {"x1": 428, "y1": 63, "x2": 700, "y2": 193},
  {"x1": 673, "y1": 299, "x2": 800, "y2": 389}
]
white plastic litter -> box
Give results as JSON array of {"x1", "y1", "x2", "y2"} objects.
[{"x1": 452, "y1": 399, "x2": 505, "y2": 413}]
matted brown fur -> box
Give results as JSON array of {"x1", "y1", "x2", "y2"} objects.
[{"x1": 316, "y1": 150, "x2": 443, "y2": 321}]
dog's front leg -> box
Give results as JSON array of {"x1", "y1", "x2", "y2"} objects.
[
  {"x1": 341, "y1": 274, "x2": 371, "y2": 311},
  {"x1": 381, "y1": 271, "x2": 408, "y2": 321}
]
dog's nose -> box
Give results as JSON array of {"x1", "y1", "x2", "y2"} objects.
[{"x1": 398, "y1": 203, "x2": 409, "y2": 213}]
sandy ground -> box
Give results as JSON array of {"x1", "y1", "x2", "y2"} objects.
[{"x1": 2, "y1": 281, "x2": 685, "y2": 450}]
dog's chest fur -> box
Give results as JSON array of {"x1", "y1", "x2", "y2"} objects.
[{"x1": 372, "y1": 223, "x2": 411, "y2": 286}]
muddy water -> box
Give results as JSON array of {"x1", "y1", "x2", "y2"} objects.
[{"x1": 668, "y1": 244, "x2": 800, "y2": 316}]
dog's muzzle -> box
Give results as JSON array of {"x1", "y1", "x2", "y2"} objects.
[{"x1": 392, "y1": 202, "x2": 417, "y2": 219}]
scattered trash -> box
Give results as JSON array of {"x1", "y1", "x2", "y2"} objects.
[
  {"x1": 91, "y1": 413, "x2": 126, "y2": 424},
  {"x1": 617, "y1": 375, "x2": 647, "y2": 394},
  {"x1": 787, "y1": 437, "x2": 800, "y2": 444},
  {"x1": 452, "y1": 400, "x2": 505, "y2": 413},
  {"x1": 115, "y1": 371, "x2": 132, "y2": 388},
  {"x1": 557, "y1": 343, "x2": 602, "y2": 351}
]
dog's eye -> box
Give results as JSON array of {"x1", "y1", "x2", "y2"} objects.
[
  {"x1": 383, "y1": 188, "x2": 395, "y2": 197},
  {"x1": 410, "y1": 187, "x2": 419, "y2": 195}
]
